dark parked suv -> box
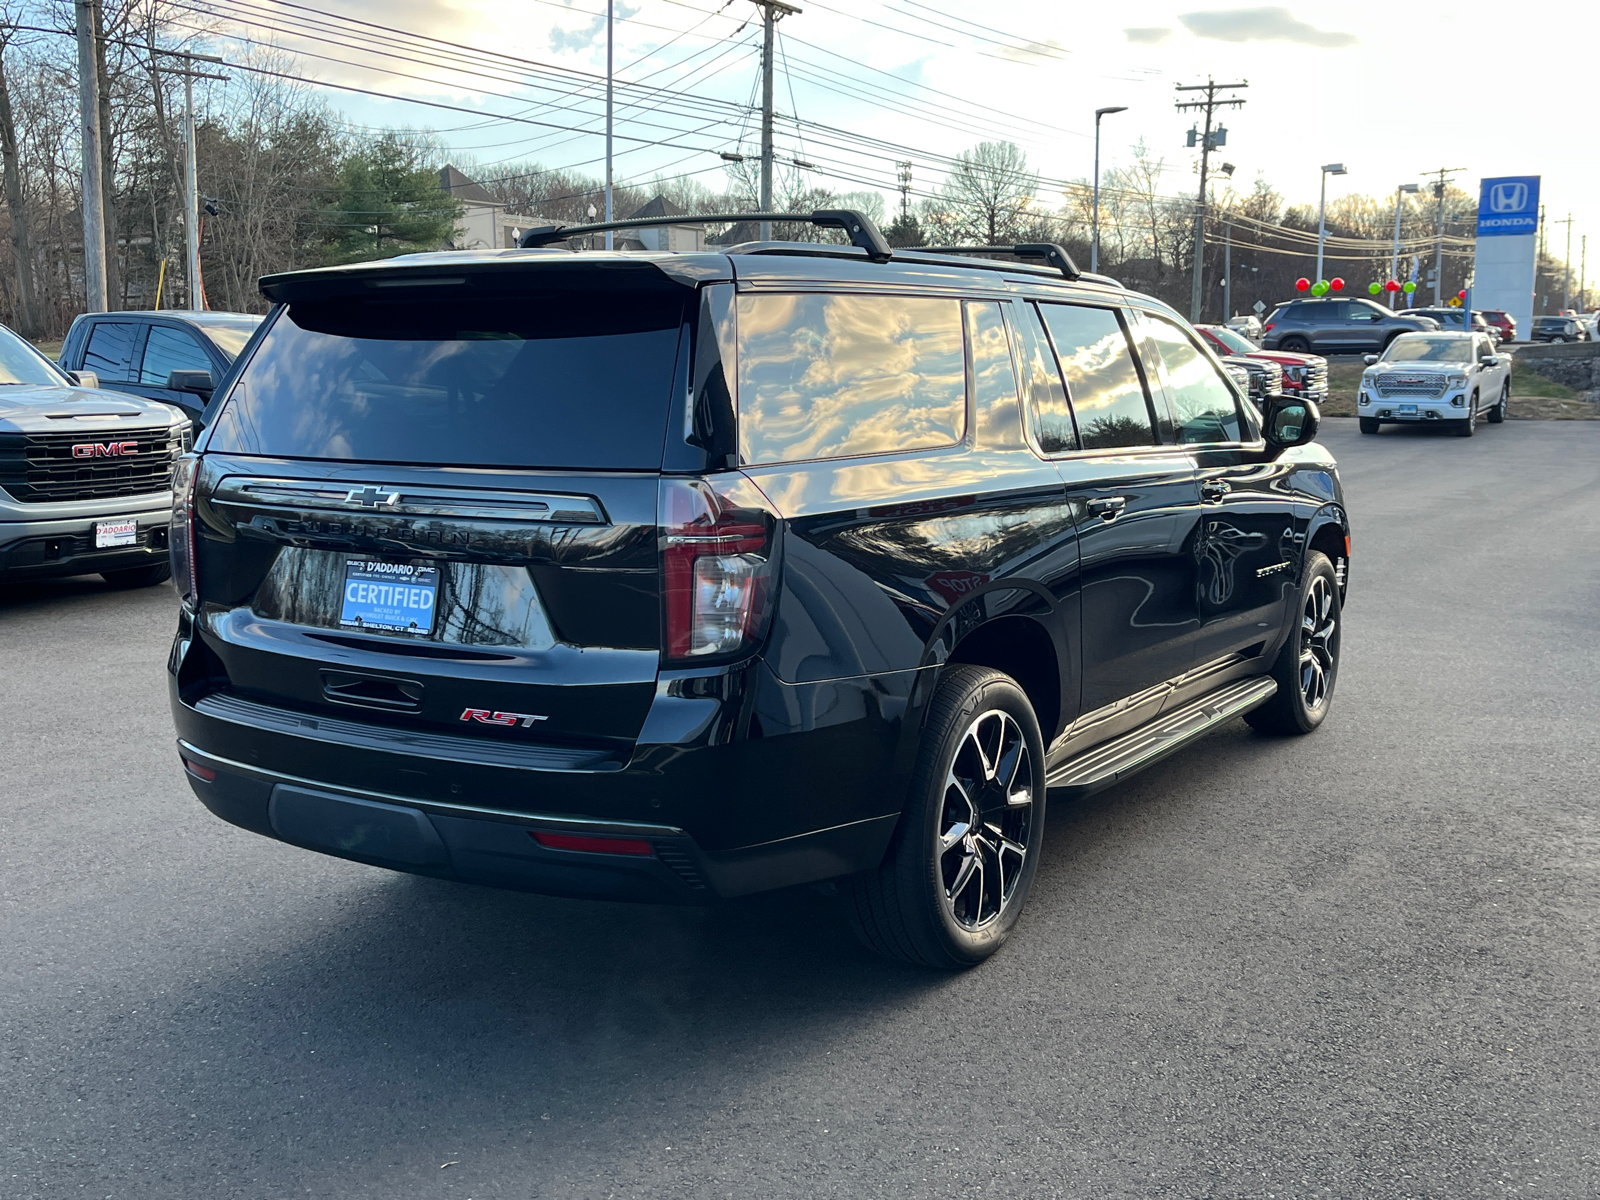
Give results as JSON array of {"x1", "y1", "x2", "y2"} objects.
[
  {"x1": 168, "y1": 214, "x2": 1351, "y2": 968},
  {"x1": 1263, "y1": 297, "x2": 1438, "y2": 353}
]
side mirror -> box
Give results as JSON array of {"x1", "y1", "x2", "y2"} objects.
[
  {"x1": 166, "y1": 368, "x2": 214, "y2": 396},
  {"x1": 1480, "y1": 355, "x2": 1500, "y2": 368},
  {"x1": 1262, "y1": 396, "x2": 1319, "y2": 460},
  {"x1": 68, "y1": 370, "x2": 100, "y2": 389},
  {"x1": 1362, "y1": 354, "x2": 1379, "y2": 366}
]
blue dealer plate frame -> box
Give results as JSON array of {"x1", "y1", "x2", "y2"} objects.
[{"x1": 339, "y1": 560, "x2": 440, "y2": 636}]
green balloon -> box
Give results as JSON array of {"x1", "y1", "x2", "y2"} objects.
[
  {"x1": 1311, "y1": 281, "x2": 1328, "y2": 296},
  {"x1": 1402, "y1": 280, "x2": 1417, "y2": 293},
  {"x1": 1368, "y1": 282, "x2": 1382, "y2": 295}
]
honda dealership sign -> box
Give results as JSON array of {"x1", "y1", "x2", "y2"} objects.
[{"x1": 1473, "y1": 176, "x2": 1540, "y2": 337}]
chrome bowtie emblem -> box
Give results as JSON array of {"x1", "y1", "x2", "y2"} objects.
[{"x1": 346, "y1": 485, "x2": 400, "y2": 508}]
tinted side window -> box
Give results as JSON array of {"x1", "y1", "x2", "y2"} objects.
[
  {"x1": 737, "y1": 293, "x2": 965, "y2": 465},
  {"x1": 964, "y1": 301, "x2": 1023, "y2": 446},
  {"x1": 82, "y1": 322, "x2": 138, "y2": 382},
  {"x1": 1037, "y1": 303, "x2": 1155, "y2": 451},
  {"x1": 1144, "y1": 316, "x2": 1244, "y2": 445},
  {"x1": 1012, "y1": 303, "x2": 1074, "y2": 453},
  {"x1": 140, "y1": 325, "x2": 213, "y2": 385}
]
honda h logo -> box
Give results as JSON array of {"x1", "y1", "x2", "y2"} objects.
[
  {"x1": 1489, "y1": 182, "x2": 1529, "y2": 213},
  {"x1": 71, "y1": 441, "x2": 138, "y2": 459},
  {"x1": 345, "y1": 485, "x2": 400, "y2": 508}
]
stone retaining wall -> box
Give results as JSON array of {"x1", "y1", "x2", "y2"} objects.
[{"x1": 1514, "y1": 343, "x2": 1600, "y2": 400}]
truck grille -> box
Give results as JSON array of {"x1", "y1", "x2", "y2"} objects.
[
  {"x1": 0, "y1": 424, "x2": 185, "y2": 503},
  {"x1": 1375, "y1": 372, "x2": 1447, "y2": 398},
  {"x1": 1300, "y1": 361, "x2": 1329, "y2": 397}
]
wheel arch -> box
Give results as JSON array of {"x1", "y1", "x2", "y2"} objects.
[
  {"x1": 942, "y1": 614, "x2": 1064, "y2": 743},
  {"x1": 1306, "y1": 506, "x2": 1350, "y2": 602}
]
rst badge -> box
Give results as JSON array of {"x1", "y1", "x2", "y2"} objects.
[{"x1": 460, "y1": 709, "x2": 548, "y2": 728}]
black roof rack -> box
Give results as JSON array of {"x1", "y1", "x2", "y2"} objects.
[
  {"x1": 517, "y1": 209, "x2": 892, "y2": 263},
  {"x1": 915, "y1": 243, "x2": 1083, "y2": 282}
]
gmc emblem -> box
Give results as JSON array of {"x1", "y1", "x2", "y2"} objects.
[
  {"x1": 71, "y1": 441, "x2": 139, "y2": 459},
  {"x1": 460, "y1": 708, "x2": 548, "y2": 728}
]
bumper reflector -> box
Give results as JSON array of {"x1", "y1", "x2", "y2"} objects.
[
  {"x1": 182, "y1": 758, "x2": 217, "y2": 782},
  {"x1": 531, "y1": 831, "x2": 655, "y2": 856}
]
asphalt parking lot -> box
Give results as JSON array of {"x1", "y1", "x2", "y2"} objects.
[{"x1": 3, "y1": 419, "x2": 1597, "y2": 1199}]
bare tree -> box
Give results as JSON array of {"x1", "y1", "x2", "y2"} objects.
[
  {"x1": 923, "y1": 140, "x2": 1038, "y2": 245},
  {"x1": 0, "y1": 8, "x2": 40, "y2": 335}
]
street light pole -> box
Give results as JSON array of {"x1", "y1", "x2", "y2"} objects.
[
  {"x1": 605, "y1": 0, "x2": 613, "y2": 250},
  {"x1": 1391, "y1": 182, "x2": 1419, "y2": 309},
  {"x1": 1091, "y1": 105, "x2": 1126, "y2": 275},
  {"x1": 1316, "y1": 162, "x2": 1346, "y2": 284}
]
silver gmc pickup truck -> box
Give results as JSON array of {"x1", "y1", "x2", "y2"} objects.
[{"x1": 0, "y1": 323, "x2": 186, "y2": 588}]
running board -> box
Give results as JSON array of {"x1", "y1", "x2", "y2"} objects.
[{"x1": 1046, "y1": 676, "x2": 1278, "y2": 798}]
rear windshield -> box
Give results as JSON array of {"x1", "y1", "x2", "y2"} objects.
[{"x1": 206, "y1": 293, "x2": 685, "y2": 469}]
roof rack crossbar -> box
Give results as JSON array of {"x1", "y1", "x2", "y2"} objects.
[
  {"x1": 916, "y1": 243, "x2": 1083, "y2": 282},
  {"x1": 517, "y1": 209, "x2": 892, "y2": 262}
]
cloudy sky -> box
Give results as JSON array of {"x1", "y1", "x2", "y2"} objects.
[{"x1": 219, "y1": 0, "x2": 1598, "y2": 259}]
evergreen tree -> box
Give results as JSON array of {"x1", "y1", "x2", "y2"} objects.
[{"x1": 322, "y1": 134, "x2": 460, "y2": 264}]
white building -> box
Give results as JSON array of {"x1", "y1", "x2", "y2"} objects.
[{"x1": 439, "y1": 165, "x2": 542, "y2": 250}]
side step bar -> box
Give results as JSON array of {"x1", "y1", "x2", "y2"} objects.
[{"x1": 1046, "y1": 676, "x2": 1277, "y2": 798}]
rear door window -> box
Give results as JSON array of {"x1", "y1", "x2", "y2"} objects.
[
  {"x1": 737, "y1": 293, "x2": 965, "y2": 465},
  {"x1": 140, "y1": 325, "x2": 214, "y2": 385},
  {"x1": 206, "y1": 293, "x2": 687, "y2": 469},
  {"x1": 1036, "y1": 303, "x2": 1157, "y2": 451},
  {"x1": 1012, "y1": 303, "x2": 1075, "y2": 454},
  {"x1": 1143, "y1": 315, "x2": 1245, "y2": 445},
  {"x1": 82, "y1": 321, "x2": 139, "y2": 382}
]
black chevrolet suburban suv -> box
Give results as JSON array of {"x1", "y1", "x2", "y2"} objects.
[{"x1": 168, "y1": 212, "x2": 1350, "y2": 968}]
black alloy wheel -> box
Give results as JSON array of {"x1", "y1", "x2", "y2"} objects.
[
  {"x1": 1455, "y1": 395, "x2": 1478, "y2": 437},
  {"x1": 848, "y1": 665, "x2": 1046, "y2": 969},
  {"x1": 1488, "y1": 379, "x2": 1509, "y2": 424},
  {"x1": 1245, "y1": 551, "x2": 1342, "y2": 736}
]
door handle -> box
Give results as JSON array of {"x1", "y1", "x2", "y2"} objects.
[
  {"x1": 1086, "y1": 496, "x2": 1127, "y2": 521},
  {"x1": 1200, "y1": 480, "x2": 1231, "y2": 503}
]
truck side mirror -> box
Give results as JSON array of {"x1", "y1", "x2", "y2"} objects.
[
  {"x1": 68, "y1": 370, "x2": 100, "y2": 389},
  {"x1": 1262, "y1": 396, "x2": 1320, "y2": 460},
  {"x1": 1363, "y1": 354, "x2": 1379, "y2": 366},
  {"x1": 166, "y1": 369, "x2": 214, "y2": 397}
]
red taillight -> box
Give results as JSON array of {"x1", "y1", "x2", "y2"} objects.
[
  {"x1": 660, "y1": 475, "x2": 776, "y2": 664},
  {"x1": 170, "y1": 453, "x2": 199, "y2": 604},
  {"x1": 531, "y1": 831, "x2": 655, "y2": 856},
  {"x1": 1262, "y1": 321, "x2": 1276, "y2": 333}
]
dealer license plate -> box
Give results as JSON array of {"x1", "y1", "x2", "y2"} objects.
[
  {"x1": 94, "y1": 518, "x2": 138, "y2": 548},
  {"x1": 339, "y1": 560, "x2": 440, "y2": 636},
  {"x1": 1398, "y1": 404, "x2": 1418, "y2": 416}
]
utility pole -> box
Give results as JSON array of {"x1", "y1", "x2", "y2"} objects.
[
  {"x1": 1554, "y1": 212, "x2": 1574, "y2": 311},
  {"x1": 1581, "y1": 234, "x2": 1587, "y2": 312},
  {"x1": 753, "y1": 0, "x2": 800, "y2": 241},
  {"x1": 1422, "y1": 166, "x2": 1463, "y2": 305},
  {"x1": 896, "y1": 160, "x2": 912, "y2": 222},
  {"x1": 1538, "y1": 204, "x2": 1547, "y2": 312},
  {"x1": 155, "y1": 50, "x2": 226, "y2": 311},
  {"x1": 74, "y1": 0, "x2": 107, "y2": 313},
  {"x1": 1175, "y1": 79, "x2": 1246, "y2": 323},
  {"x1": 1222, "y1": 220, "x2": 1231, "y2": 318}
]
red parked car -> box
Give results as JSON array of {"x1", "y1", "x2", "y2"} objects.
[
  {"x1": 1195, "y1": 324, "x2": 1329, "y2": 402},
  {"x1": 1479, "y1": 310, "x2": 1517, "y2": 344}
]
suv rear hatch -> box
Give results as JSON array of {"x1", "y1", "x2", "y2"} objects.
[{"x1": 185, "y1": 256, "x2": 716, "y2": 772}]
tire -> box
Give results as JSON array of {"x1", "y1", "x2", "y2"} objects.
[
  {"x1": 101, "y1": 562, "x2": 171, "y2": 589},
  {"x1": 1488, "y1": 379, "x2": 1508, "y2": 424},
  {"x1": 1245, "y1": 551, "x2": 1342, "y2": 737},
  {"x1": 1552, "y1": 335, "x2": 1567, "y2": 344},
  {"x1": 1280, "y1": 335, "x2": 1310, "y2": 353},
  {"x1": 1358, "y1": 417, "x2": 1380, "y2": 434},
  {"x1": 1454, "y1": 397, "x2": 1477, "y2": 437},
  {"x1": 847, "y1": 665, "x2": 1046, "y2": 969}
]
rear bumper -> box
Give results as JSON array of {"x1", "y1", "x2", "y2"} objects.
[
  {"x1": 176, "y1": 740, "x2": 899, "y2": 903},
  {"x1": 169, "y1": 613, "x2": 920, "y2": 902}
]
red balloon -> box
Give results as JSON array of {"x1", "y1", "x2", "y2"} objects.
[
  {"x1": 1458, "y1": 290, "x2": 1467, "y2": 299},
  {"x1": 1295, "y1": 277, "x2": 1310, "y2": 292},
  {"x1": 1330, "y1": 278, "x2": 1345, "y2": 291},
  {"x1": 1385, "y1": 280, "x2": 1401, "y2": 292}
]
